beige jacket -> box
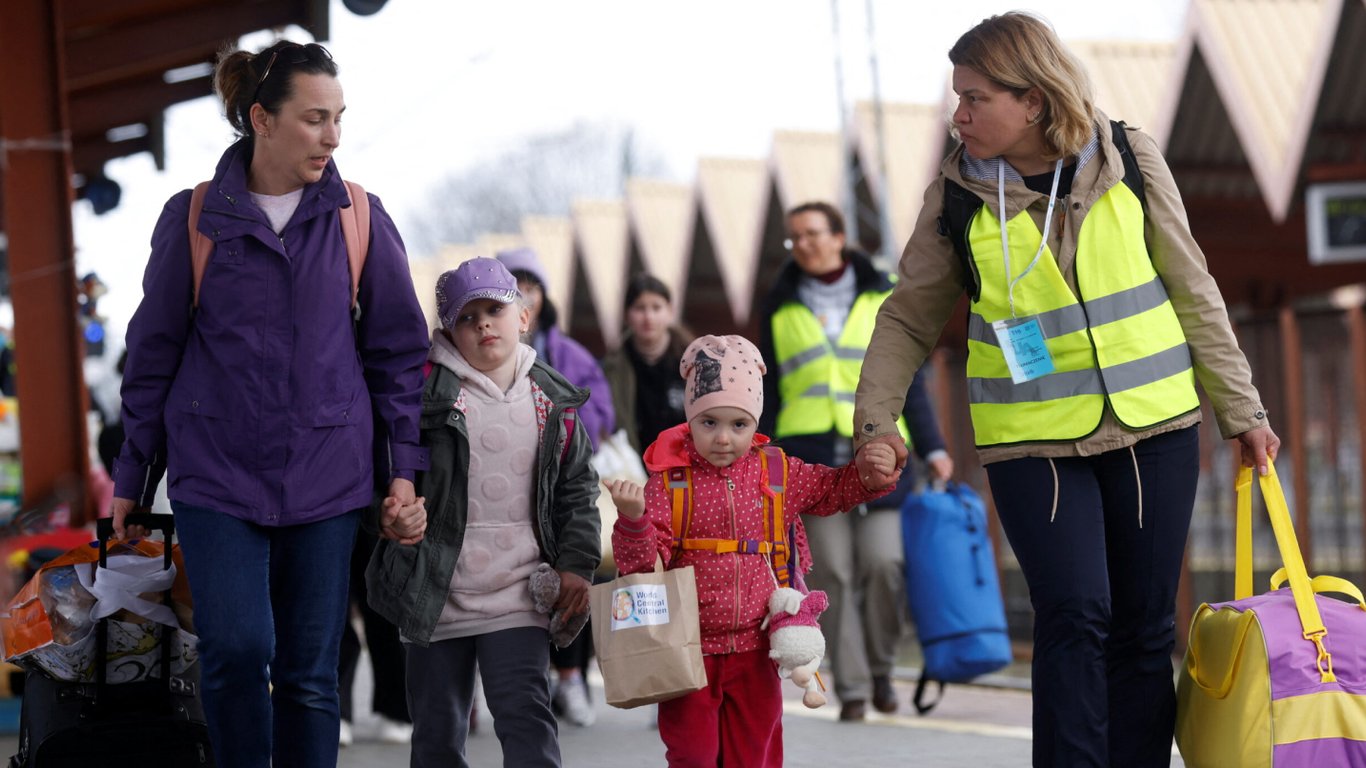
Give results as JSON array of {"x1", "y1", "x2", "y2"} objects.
[{"x1": 853, "y1": 113, "x2": 1269, "y2": 464}]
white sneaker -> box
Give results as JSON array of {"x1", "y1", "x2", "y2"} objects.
[
  {"x1": 339, "y1": 719, "x2": 353, "y2": 748},
  {"x1": 554, "y1": 675, "x2": 596, "y2": 727},
  {"x1": 376, "y1": 715, "x2": 414, "y2": 744}
]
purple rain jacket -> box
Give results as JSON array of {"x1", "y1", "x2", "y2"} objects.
[
  {"x1": 113, "y1": 140, "x2": 430, "y2": 526},
  {"x1": 540, "y1": 325, "x2": 615, "y2": 451}
]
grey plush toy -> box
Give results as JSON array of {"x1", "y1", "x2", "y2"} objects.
[{"x1": 529, "y1": 563, "x2": 590, "y2": 648}]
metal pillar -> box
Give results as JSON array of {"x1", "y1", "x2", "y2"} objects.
[{"x1": 0, "y1": 0, "x2": 92, "y2": 522}]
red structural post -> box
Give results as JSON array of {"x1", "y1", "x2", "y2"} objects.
[
  {"x1": 1349, "y1": 305, "x2": 1366, "y2": 584},
  {"x1": 1278, "y1": 306, "x2": 1309, "y2": 567},
  {"x1": 0, "y1": 0, "x2": 92, "y2": 522}
]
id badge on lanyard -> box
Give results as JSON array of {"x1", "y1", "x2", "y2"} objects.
[
  {"x1": 994, "y1": 158, "x2": 1063, "y2": 385},
  {"x1": 992, "y1": 316, "x2": 1054, "y2": 383}
]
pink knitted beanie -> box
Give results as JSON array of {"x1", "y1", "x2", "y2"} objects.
[{"x1": 680, "y1": 334, "x2": 766, "y2": 423}]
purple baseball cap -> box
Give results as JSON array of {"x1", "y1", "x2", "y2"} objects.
[
  {"x1": 495, "y1": 247, "x2": 550, "y2": 291},
  {"x1": 435, "y1": 258, "x2": 521, "y2": 329}
]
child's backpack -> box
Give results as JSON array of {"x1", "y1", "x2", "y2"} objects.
[
  {"x1": 186, "y1": 180, "x2": 370, "y2": 313},
  {"x1": 901, "y1": 482, "x2": 1012, "y2": 714},
  {"x1": 665, "y1": 445, "x2": 803, "y2": 587}
]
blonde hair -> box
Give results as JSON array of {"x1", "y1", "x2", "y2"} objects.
[{"x1": 949, "y1": 12, "x2": 1095, "y2": 160}]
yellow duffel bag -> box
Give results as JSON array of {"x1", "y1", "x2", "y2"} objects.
[{"x1": 1175, "y1": 464, "x2": 1366, "y2": 767}]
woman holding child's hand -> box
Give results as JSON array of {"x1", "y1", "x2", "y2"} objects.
[
  {"x1": 379, "y1": 493, "x2": 427, "y2": 545},
  {"x1": 852, "y1": 13, "x2": 1279, "y2": 764}
]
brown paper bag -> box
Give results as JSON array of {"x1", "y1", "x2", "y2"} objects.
[{"x1": 589, "y1": 563, "x2": 707, "y2": 708}]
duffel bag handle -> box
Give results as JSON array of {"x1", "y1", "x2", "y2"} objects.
[
  {"x1": 1236, "y1": 464, "x2": 1336, "y2": 683},
  {"x1": 1269, "y1": 569, "x2": 1366, "y2": 611}
]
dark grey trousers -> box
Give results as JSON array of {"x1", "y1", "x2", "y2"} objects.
[{"x1": 406, "y1": 625, "x2": 560, "y2": 768}]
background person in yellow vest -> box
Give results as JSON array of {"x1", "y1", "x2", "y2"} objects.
[
  {"x1": 853, "y1": 13, "x2": 1279, "y2": 768},
  {"x1": 758, "y1": 200, "x2": 952, "y2": 722}
]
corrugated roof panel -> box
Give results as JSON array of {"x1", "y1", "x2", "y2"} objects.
[
  {"x1": 521, "y1": 215, "x2": 575, "y2": 329},
  {"x1": 1193, "y1": 0, "x2": 1339, "y2": 217},
  {"x1": 1166, "y1": 46, "x2": 1260, "y2": 201},
  {"x1": 572, "y1": 200, "x2": 630, "y2": 349},
  {"x1": 696, "y1": 157, "x2": 769, "y2": 325},
  {"x1": 853, "y1": 101, "x2": 950, "y2": 250},
  {"x1": 625, "y1": 179, "x2": 695, "y2": 306},
  {"x1": 1304, "y1": 0, "x2": 1366, "y2": 168},
  {"x1": 770, "y1": 130, "x2": 844, "y2": 211},
  {"x1": 1071, "y1": 40, "x2": 1178, "y2": 131}
]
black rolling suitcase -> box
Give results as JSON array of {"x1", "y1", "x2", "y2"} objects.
[{"x1": 10, "y1": 514, "x2": 213, "y2": 767}]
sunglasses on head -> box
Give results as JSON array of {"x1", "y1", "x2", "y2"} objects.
[{"x1": 251, "y1": 42, "x2": 333, "y2": 104}]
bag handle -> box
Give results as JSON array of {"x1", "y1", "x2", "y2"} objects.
[
  {"x1": 1269, "y1": 569, "x2": 1366, "y2": 610},
  {"x1": 1235, "y1": 464, "x2": 1336, "y2": 682}
]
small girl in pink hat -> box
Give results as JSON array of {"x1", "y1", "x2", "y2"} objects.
[{"x1": 605, "y1": 334, "x2": 899, "y2": 767}]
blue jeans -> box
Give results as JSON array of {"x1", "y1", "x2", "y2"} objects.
[
  {"x1": 986, "y1": 426, "x2": 1199, "y2": 768},
  {"x1": 172, "y1": 503, "x2": 359, "y2": 768}
]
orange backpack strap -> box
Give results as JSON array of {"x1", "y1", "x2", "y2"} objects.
[
  {"x1": 668, "y1": 467, "x2": 693, "y2": 554},
  {"x1": 760, "y1": 446, "x2": 792, "y2": 587},
  {"x1": 667, "y1": 448, "x2": 793, "y2": 584},
  {"x1": 188, "y1": 181, "x2": 213, "y2": 309},
  {"x1": 188, "y1": 179, "x2": 370, "y2": 312}
]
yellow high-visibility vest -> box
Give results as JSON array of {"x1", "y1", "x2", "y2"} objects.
[
  {"x1": 772, "y1": 292, "x2": 909, "y2": 441},
  {"x1": 964, "y1": 180, "x2": 1199, "y2": 446}
]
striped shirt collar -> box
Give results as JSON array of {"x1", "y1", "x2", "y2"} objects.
[{"x1": 958, "y1": 122, "x2": 1102, "y2": 184}]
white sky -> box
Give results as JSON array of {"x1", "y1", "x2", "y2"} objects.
[{"x1": 73, "y1": 0, "x2": 1190, "y2": 332}]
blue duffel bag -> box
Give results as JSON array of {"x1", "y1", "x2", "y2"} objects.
[{"x1": 901, "y1": 482, "x2": 1012, "y2": 714}]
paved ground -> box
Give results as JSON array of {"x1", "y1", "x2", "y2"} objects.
[
  {"x1": 0, "y1": 657, "x2": 1188, "y2": 766},
  {"x1": 331, "y1": 659, "x2": 1187, "y2": 767}
]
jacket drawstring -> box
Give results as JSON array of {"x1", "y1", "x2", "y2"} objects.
[
  {"x1": 1048, "y1": 458, "x2": 1059, "y2": 522},
  {"x1": 1130, "y1": 445, "x2": 1144, "y2": 528}
]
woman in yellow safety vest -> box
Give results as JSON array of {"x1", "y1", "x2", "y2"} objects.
[{"x1": 853, "y1": 13, "x2": 1279, "y2": 768}]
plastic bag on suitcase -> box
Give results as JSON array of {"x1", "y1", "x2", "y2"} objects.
[
  {"x1": 0, "y1": 528, "x2": 197, "y2": 683},
  {"x1": 9, "y1": 514, "x2": 213, "y2": 768},
  {"x1": 901, "y1": 482, "x2": 1012, "y2": 714}
]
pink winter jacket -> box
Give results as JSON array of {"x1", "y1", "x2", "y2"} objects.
[{"x1": 612, "y1": 424, "x2": 889, "y2": 655}]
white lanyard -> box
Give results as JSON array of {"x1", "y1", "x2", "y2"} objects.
[{"x1": 998, "y1": 158, "x2": 1063, "y2": 318}]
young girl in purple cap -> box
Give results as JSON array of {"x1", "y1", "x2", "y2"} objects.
[
  {"x1": 367, "y1": 257, "x2": 601, "y2": 767},
  {"x1": 604, "y1": 334, "x2": 899, "y2": 767}
]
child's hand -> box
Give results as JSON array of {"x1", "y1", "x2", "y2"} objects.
[
  {"x1": 603, "y1": 479, "x2": 646, "y2": 520},
  {"x1": 555, "y1": 571, "x2": 591, "y2": 616},
  {"x1": 856, "y1": 440, "x2": 902, "y2": 490},
  {"x1": 380, "y1": 494, "x2": 427, "y2": 545}
]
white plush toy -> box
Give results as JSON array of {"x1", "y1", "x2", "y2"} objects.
[{"x1": 763, "y1": 586, "x2": 830, "y2": 708}]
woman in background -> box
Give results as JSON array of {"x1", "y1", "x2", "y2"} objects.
[{"x1": 600, "y1": 274, "x2": 693, "y2": 454}]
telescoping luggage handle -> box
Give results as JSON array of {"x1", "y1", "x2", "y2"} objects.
[
  {"x1": 1234, "y1": 464, "x2": 1337, "y2": 683},
  {"x1": 93, "y1": 513, "x2": 177, "y2": 695}
]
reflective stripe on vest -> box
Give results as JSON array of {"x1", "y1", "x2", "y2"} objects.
[
  {"x1": 771, "y1": 292, "x2": 908, "y2": 441},
  {"x1": 964, "y1": 180, "x2": 1199, "y2": 446}
]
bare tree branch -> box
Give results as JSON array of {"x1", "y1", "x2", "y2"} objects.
[{"x1": 410, "y1": 121, "x2": 672, "y2": 253}]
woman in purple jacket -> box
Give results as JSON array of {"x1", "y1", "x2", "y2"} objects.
[{"x1": 110, "y1": 40, "x2": 430, "y2": 767}]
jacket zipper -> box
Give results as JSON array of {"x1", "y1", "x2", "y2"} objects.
[{"x1": 725, "y1": 473, "x2": 739, "y2": 653}]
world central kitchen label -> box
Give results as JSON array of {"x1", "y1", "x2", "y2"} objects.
[{"x1": 609, "y1": 584, "x2": 670, "y2": 630}]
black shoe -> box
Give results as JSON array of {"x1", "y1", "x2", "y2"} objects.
[
  {"x1": 872, "y1": 676, "x2": 898, "y2": 714},
  {"x1": 838, "y1": 699, "x2": 867, "y2": 722}
]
